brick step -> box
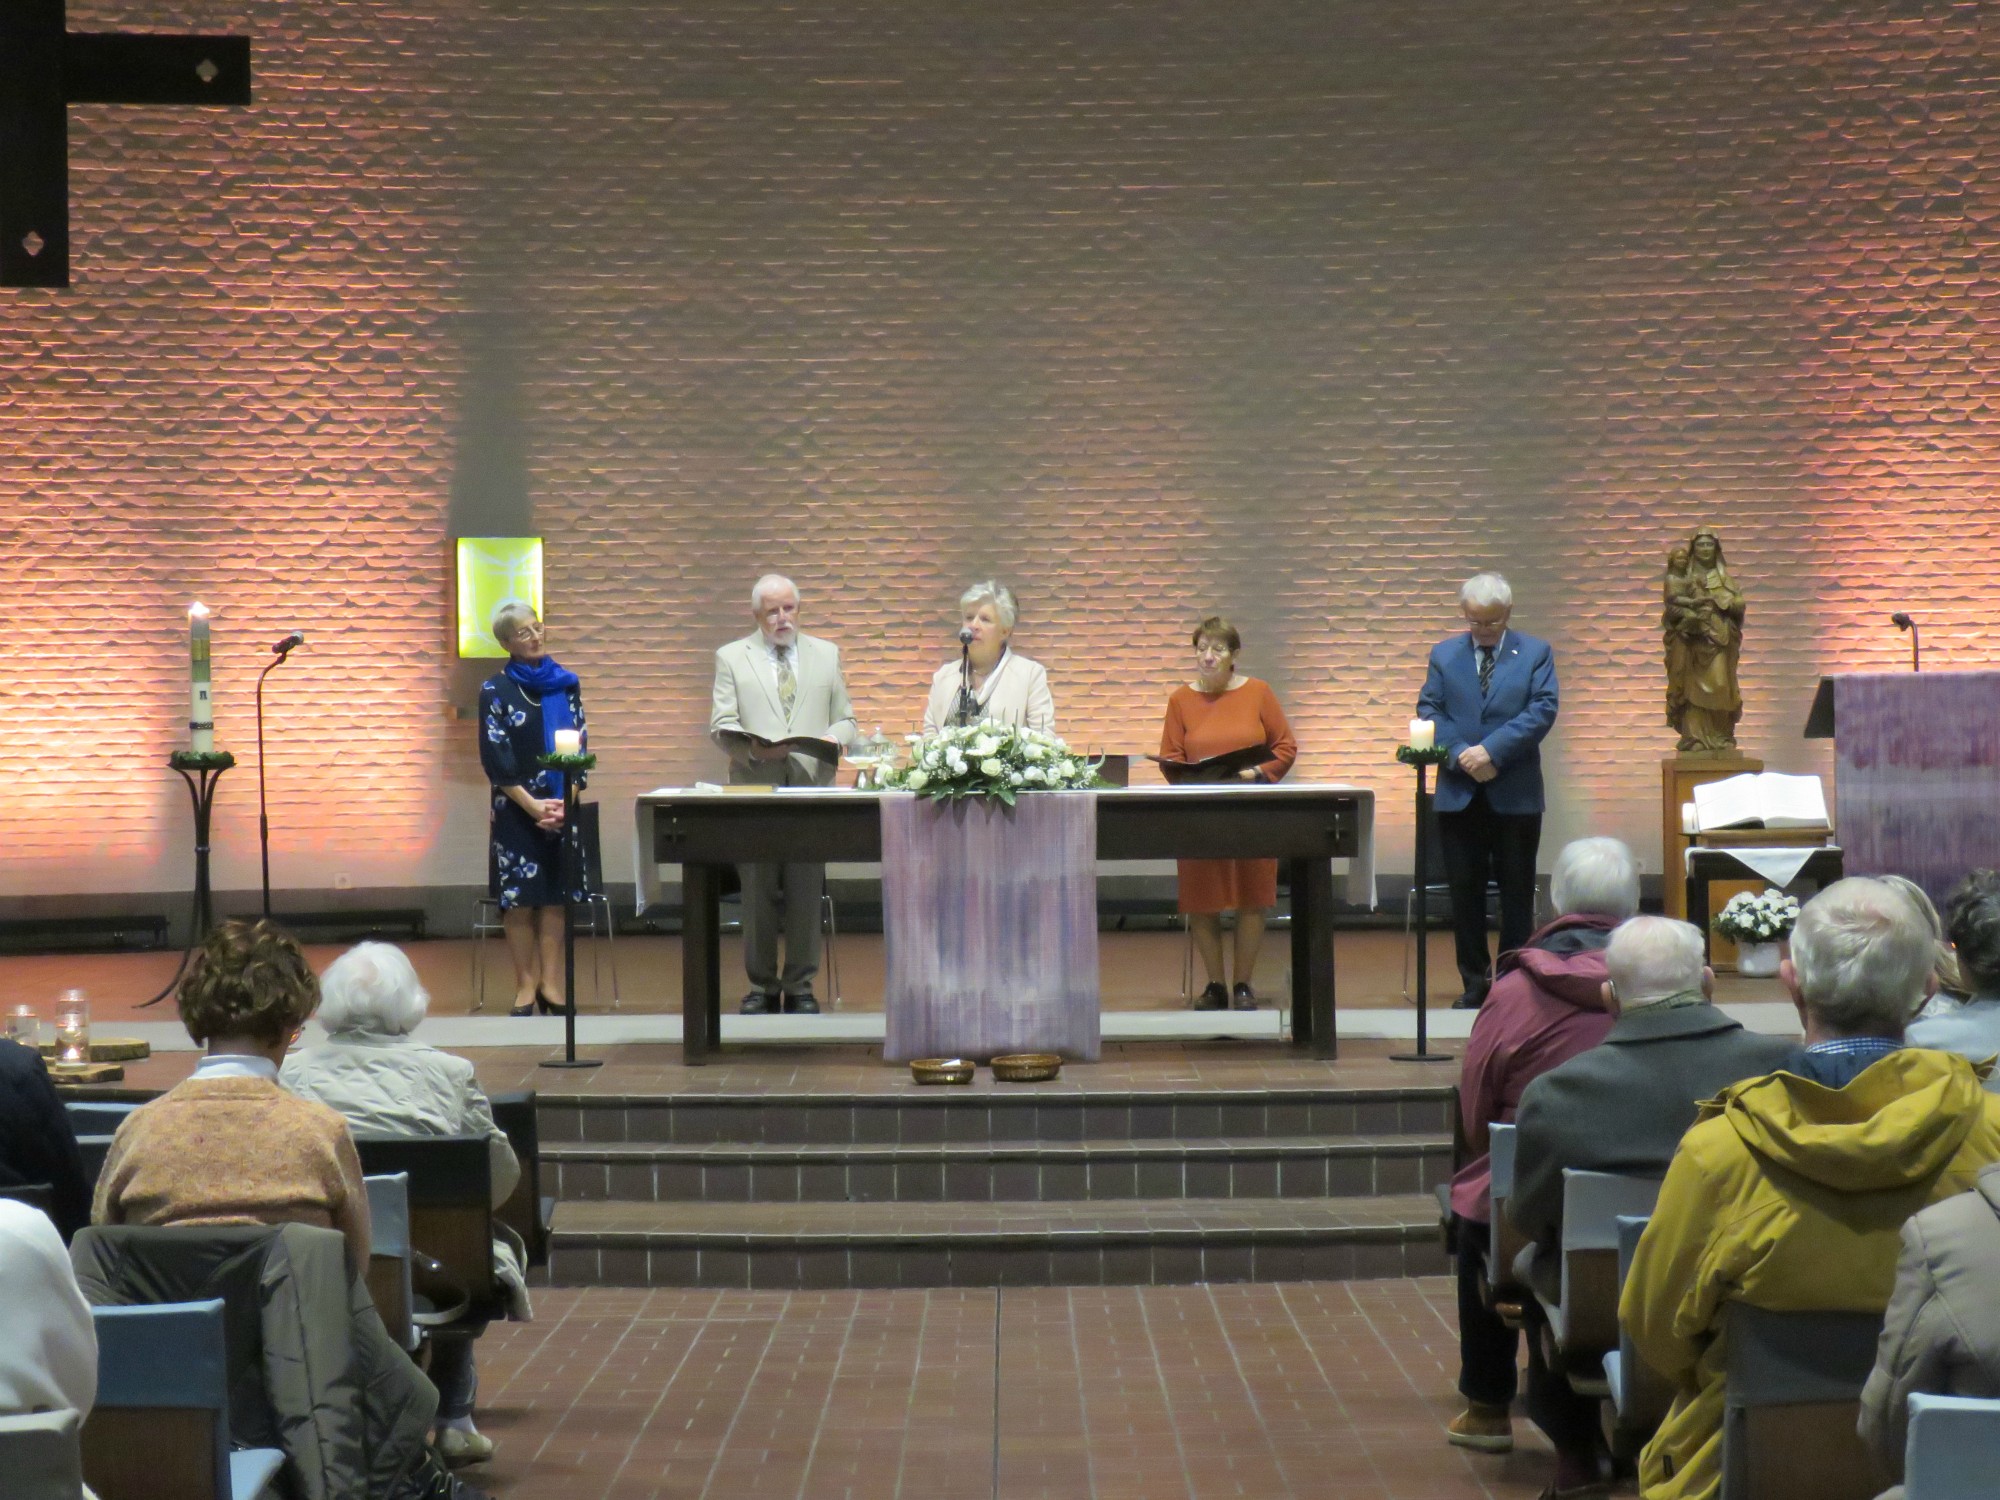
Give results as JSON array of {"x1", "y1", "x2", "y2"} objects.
[
  {"x1": 547, "y1": 1134, "x2": 1453, "y2": 1204},
  {"x1": 545, "y1": 1194, "x2": 1449, "y2": 1289},
  {"x1": 540, "y1": 1085, "x2": 1454, "y2": 1147}
]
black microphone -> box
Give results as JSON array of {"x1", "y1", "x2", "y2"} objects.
[
  {"x1": 1890, "y1": 613, "x2": 1920, "y2": 672},
  {"x1": 271, "y1": 630, "x2": 305, "y2": 656},
  {"x1": 958, "y1": 626, "x2": 974, "y2": 647}
]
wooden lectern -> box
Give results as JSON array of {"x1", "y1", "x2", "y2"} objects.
[
  {"x1": 1661, "y1": 754, "x2": 1761, "y2": 922},
  {"x1": 1805, "y1": 672, "x2": 2000, "y2": 904}
]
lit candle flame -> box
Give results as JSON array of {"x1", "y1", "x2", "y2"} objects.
[{"x1": 189, "y1": 601, "x2": 211, "y2": 619}]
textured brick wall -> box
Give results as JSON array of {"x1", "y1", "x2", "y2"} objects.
[{"x1": 7, "y1": 0, "x2": 1999, "y2": 897}]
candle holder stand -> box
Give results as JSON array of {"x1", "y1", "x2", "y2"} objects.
[
  {"x1": 537, "y1": 752, "x2": 602, "y2": 1070},
  {"x1": 140, "y1": 750, "x2": 237, "y2": 1008},
  {"x1": 1392, "y1": 745, "x2": 1454, "y2": 1064}
]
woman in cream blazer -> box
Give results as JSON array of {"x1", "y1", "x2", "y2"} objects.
[{"x1": 923, "y1": 579, "x2": 1056, "y2": 733}]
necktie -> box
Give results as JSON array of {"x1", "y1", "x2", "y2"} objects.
[
  {"x1": 777, "y1": 649, "x2": 798, "y2": 721},
  {"x1": 1478, "y1": 647, "x2": 1494, "y2": 696}
]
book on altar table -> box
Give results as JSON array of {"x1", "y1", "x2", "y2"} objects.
[
  {"x1": 1690, "y1": 772, "x2": 1830, "y2": 831},
  {"x1": 1147, "y1": 743, "x2": 1273, "y2": 783},
  {"x1": 714, "y1": 729, "x2": 842, "y2": 763}
]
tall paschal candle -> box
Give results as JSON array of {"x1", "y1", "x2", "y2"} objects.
[{"x1": 189, "y1": 602, "x2": 213, "y2": 751}]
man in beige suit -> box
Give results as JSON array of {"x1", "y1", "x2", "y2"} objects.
[{"x1": 709, "y1": 574, "x2": 857, "y2": 1014}]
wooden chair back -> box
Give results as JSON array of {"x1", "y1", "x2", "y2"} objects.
[
  {"x1": 352, "y1": 1135, "x2": 497, "y2": 1309},
  {"x1": 1556, "y1": 1170, "x2": 1662, "y2": 1357},
  {"x1": 363, "y1": 1172, "x2": 415, "y2": 1350},
  {"x1": 1722, "y1": 1303, "x2": 1887, "y2": 1500}
]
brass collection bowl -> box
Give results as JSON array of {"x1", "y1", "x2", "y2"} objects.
[
  {"x1": 909, "y1": 1057, "x2": 976, "y2": 1086},
  {"x1": 990, "y1": 1052, "x2": 1063, "y2": 1083}
]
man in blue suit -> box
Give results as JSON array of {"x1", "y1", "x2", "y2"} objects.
[{"x1": 1417, "y1": 572, "x2": 1561, "y2": 1007}]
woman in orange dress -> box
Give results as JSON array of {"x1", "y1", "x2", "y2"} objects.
[{"x1": 1159, "y1": 617, "x2": 1299, "y2": 1011}]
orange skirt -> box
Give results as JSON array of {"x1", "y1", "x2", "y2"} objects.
[{"x1": 1177, "y1": 858, "x2": 1278, "y2": 915}]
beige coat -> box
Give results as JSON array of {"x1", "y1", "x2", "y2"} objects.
[
  {"x1": 708, "y1": 631, "x2": 856, "y2": 787},
  {"x1": 281, "y1": 1032, "x2": 530, "y2": 1316},
  {"x1": 1859, "y1": 1161, "x2": 2000, "y2": 1492},
  {"x1": 923, "y1": 651, "x2": 1056, "y2": 734}
]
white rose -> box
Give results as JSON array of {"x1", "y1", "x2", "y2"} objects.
[
  {"x1": 1025, "y1": 743, "x2": 1047, "y2": 761},
  {"x1": 907, "y1": 770, "x2": 929, "y2": 790},
  {"x1": 924, "y1": 749, "x2": 942, "y2": 769},
  {"x1": 1009, "y1": 771, "x2": 1025, "y2": 786},
  {"x1": 1024, "y1": 766, "x2": 1045, "y2": 783},
  {"x1": 972, "y1": 736, "x2": 999, "y2": 758},
  {"x1": 948, "y1": 757, "x2": 967, "y2": 775},
  {"x1": 981, "y1": 758, "x2": 1004, "y2": 777}
]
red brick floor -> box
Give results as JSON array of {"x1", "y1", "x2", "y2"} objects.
[{"x1": 468, "y1": 1277, "x2": 1581, "y2": 1500}]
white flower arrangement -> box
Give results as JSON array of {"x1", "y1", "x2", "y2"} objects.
[
  {"x1": 1713, "y1": 889, "x2": 1801, "y2": 944},
  {"x1": 878, "y1": 720, "x2": 1105, "y2": 806}
]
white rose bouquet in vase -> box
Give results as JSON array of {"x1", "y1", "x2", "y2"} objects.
[
  {"x1": 878, "y1": 720, "x2": 1105, "y2": 806},
  {"x1": 1712, "y1": 889, "x2": 1800, "y2": 977}
]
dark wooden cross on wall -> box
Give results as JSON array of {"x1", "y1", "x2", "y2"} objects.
[{"x1": 0, "y1": 0, "x2": 250, "y2": 287}]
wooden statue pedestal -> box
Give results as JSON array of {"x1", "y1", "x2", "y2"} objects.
[{"x1": 1662, "y1": 753, "x2": 1762, "y2": 968}]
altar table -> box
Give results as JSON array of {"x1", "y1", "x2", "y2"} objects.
[{"x1": 635, "y1": 784, "x2": 1375, "y2": 1064}]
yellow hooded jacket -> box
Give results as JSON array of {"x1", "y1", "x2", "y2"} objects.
[{"x1": 1619, "y1": 1049, "x2": 2000, "y2": 1500}]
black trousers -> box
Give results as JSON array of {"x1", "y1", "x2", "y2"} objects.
[
  {"x1": 1521, "y1": 1298, "x2": 1611, "y2": 1462},
  {"x1": 1454, "y1": 1216, "x2": 1518, "y2": 1407},
  {"x1": 1437, "y1": 792, "x2": 1542, "y2": 999}
]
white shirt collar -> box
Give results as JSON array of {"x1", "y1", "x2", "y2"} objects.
[{"x1": 192, "y1": 1053, "x2": 280, "y2": 1081}]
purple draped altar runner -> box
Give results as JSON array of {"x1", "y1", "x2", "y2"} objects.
[
  {"x1": 1834, "y1": 671, "x2": 2000, "y2": 905},
  {"x1": 881, "y1": 791, "x2": 1101, "y2": 1063}
]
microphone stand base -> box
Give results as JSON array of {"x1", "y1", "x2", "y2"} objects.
[
  {"x1": 539, "y1": 1057, "x2": 604, "y2": 1070},
  {"x1": 1387, "y1": 1051, "x2": 1455, "y2": 1063}
]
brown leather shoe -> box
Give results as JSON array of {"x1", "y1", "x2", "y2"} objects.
[{"x1": 1445, "y1": 1403, "x2": 1514, "y2": 1452}]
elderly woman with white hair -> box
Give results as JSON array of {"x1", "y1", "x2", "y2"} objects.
[
  {"x1": 1443, "y1": 836, "x2": 1637, "y2": 1458},
  {"x1": 922, "y1": 580, "x2": 1056, "y2": 733},
  {"x1": 478, "y1": 600, "x2": 587, "y2": 1017},
  {"x1": 281, "y1": 942, "x2": 527, "y2": 1467}
]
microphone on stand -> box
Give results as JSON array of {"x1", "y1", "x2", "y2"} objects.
[
  {"x1": 953, "y1": 627, "x2": 978, "y2": 727},
  {"x1": 257, "y1": 632, "x2": 307, "y2": 919},
  {"x1": 1891, "y1": 612, "x2": 1921, "y2": 672}
]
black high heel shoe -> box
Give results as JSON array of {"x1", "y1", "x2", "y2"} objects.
[
  {"x1": 535, "y1": 988, "x2": 572, "y2": 1016},
  {"x1": 508, "y1": 993, "x2": 537, "y2": 1018}
]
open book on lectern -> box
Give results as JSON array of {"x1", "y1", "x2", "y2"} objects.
[
  {"x1": 713, "y1": 729, "x2": 842, "y2": 763},
  {"x1": 1690, "y1": 772, "x2": 1830, "y2": 832}
]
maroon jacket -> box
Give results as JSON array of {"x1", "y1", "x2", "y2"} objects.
[{"x1": 1448, "y1": 914, "x2": 1618, "y2": 1223}]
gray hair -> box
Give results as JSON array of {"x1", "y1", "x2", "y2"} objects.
[
  {"x1": 1790, "y1": 877, "x2": 1935, "y2": 1036},
  {"x1": 315, "y1": 941, "x2": 429, "y2": 1037},
  {"x1": 1606, "y1": 916, "x2": 1707, "y2": 1007},
  {"x1": 1549, "y1": 837, "x2": 1641, "y2": 921},
  {"x1": 1459, "y1": 572, "x2": 1513, "y2": 611},
  {"x1": 958, "y1": 579, "x2": 1018, "y2": 631},
  {"x1": 1881, "y1": 873, "x2": 1964, "y2": 997},
  {"x1": 750, "y1": 573, "x2": 799, "y2": 612},
  {"x1": 490, "y1": 599, "x2": 539, "y2": 647}
]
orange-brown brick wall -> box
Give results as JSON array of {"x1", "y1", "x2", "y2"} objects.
[{"x1": 8, "y1": 1, "x2": 1998, "y2": 896}]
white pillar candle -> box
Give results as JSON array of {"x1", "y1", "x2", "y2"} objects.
[
  {"x1": 1408, "y1": 718, "x2": 1434, "y2": 750},
  {"x1": 189, "y1": 602, "x2": 213, "y2": 752},
  {"x1": 552, "y1": 729, "x2": 582, "y2": 756}
]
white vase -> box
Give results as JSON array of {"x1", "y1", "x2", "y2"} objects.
[{"x1": 1735, "y1": 941, "x2": 1782, "y2": 977}]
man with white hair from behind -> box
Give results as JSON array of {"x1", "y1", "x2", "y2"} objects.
[
  {"x1": 1505, "y1": 916, "x2": 1794, "y2": 1497},
  {"x1": 1620, "y1": 880, "x2": 2000, "y2": 1500}
]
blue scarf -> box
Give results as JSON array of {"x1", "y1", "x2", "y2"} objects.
[{"x1": 504, "y1": 656, "x2": 582, "y2": 796}]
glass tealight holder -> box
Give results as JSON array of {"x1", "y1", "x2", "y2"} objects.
[
  {"x1": 53, "y1": 989, "x2": 90, "y2": 1066},
  {"x1": 3, "y1": 1004, "x2": 36, "y2": 1048}
]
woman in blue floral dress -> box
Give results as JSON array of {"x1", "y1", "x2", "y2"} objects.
[{"x1": 478, "y1": 602, "x2": 587, "y2": 1016}]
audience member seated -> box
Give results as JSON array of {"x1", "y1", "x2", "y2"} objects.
[
  {"x1": 1504, "y1": 916, "x2": 1794, "y2": 1496},
  {"x1": 92, "y1": 919, "x2": 483, "y2": 1500},
  {"x1": 1446, "y1": 836, "x2": 1637, "y2": 1457},
  {"x1": 1907, "y1": 869, "x2": 2000, "y2": 1083},
  {"x1": 282, "y1": 941, "x2": 529, "y2": 1466},
  {"x1": 0, "y1": 1037, "x2": 91, "y2": 1241},
  {"x1": 1621, "y1": 878, "x2": 2000, "y2": 1500},
  {"x1": 0, "y1": 1197, "x2": 95, "y2": 1433},
  {"x1": 1858, "y1": 1160, "x2": 2000, "y2": 1500}
]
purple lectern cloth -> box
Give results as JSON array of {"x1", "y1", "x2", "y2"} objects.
[
  {"x1": 1835, "y1": 671, "x2": 2000, "y2": 906},
  {"x1": 881, "y1": 791, "x2": 1100, "y2": 1063}
]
